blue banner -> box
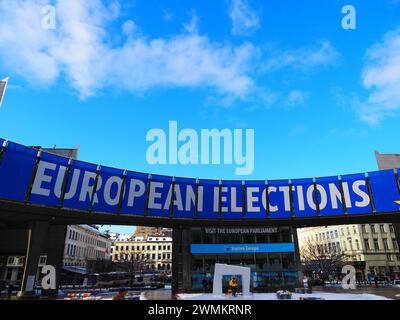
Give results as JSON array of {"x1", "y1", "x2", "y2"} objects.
[
  {"x1": 0, "y1": 142, "x2": 38, "y2": 202},
  {"x1": 92, "y1": 165, "x2": 125, "y2": 214},
  {"x1": 340, "y1": 173, "x2": 372, "y2": 215},
  {"x1": 0, "y1": 138, "x2": 399, "y2": 221},
  {"x1": 147, "y1": 174, "x2": 173, "y2": 217},
  {"x1": 120, "y1": 171, "x2": 148, "y2": 216},
  {"x1": 245, "y1": 180, "x2": 267, "y2": 219},
  {"x1": 62, "y1": 160, "x2": 98, "y2": 211},
  {"x1": 173, "y1": 177, "x2": 197, "y2": 218},
  {"x1": 197, "y1": 179, "x2": 219, "y2": 219},
  {"x1": 29, "y1": 150, "x2": 70, "y2": 207},
  {"x1": 191, "y1": 243, "x2": 295, "y2": 254},
  {"x1": 368, "y1": 170, "x2": 400, "y2": 213},
  {"x1": 315, "y1": 176, "x2": 345, "y2": 216},
  {"x1": 291, "y1": 178, "x2": 318, "y2": 217},
  {"x1": 267, "y1": 179, "x2": 292, "y2": 218},
  {"x1": 221, "y1": 180, "x2": 243, "y2": 219}
]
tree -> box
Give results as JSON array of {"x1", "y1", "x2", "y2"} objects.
[{"x1": 300, "y1": 239, "x2": 352, "y2": 284}]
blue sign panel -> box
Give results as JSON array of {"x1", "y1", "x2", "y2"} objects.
[
  {"x1": 315, "y1": 176, "x2": 345, "y2": 217},
  {"x1": 191, "y1": 243, "x2": 295, "y2": 254},
  {"x1": 29, "y1": 151, "x2": 70, "y2": 207},
  {"x1": 245, "y1": 180, "x2": 267, "y2": 219},
  {"x1": 221, "y1": 180, "x2": 243, "y2": 219},
  {"x1": 120, "y1": 171, "x2": 148, "y2": 216},
  {"x1": 369, "y1": 170, "x2": 400, "y2": 213},
  {"x1": 197, "y1": 179, "x2": 219, "y2": 219},
  {"x1": 340, "y1": 173, "x2": 372, "y2": 215},
  {"x1": 62, "y1": 160, "x2": 98, "y2": 211},
  {"x1": 0, "y1": 142, "x2": 38, "y2": 202},
  {"x1": 291, "y1": 178, "x2": 317, "y2": 217},
  {"x1": 267, "y1": 179, "x2": 292, "y2": 218},
  {"x1": 173, "y1": 177, "x2": 197, "y2": 218},
  {"x1": 92, "y1": 165, "x2": 125, "y2": 214},
  {"x1": 147, "y1": 174, "x2": 173, "y2": 217}
]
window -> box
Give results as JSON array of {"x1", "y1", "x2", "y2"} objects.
[
  {"x1": 334, "y1": 230, "x2": 338, "y2": 238},
  {"x1": 387, "y1": 254, "x2": 393, "y2": 261},
  {"x1": 371, "y1": 225, "x2": 376, "y2": 233},
  {"x1": 364, "y1": 239, "x2": 370, "y2": 250},
  {"x1": 393, "y1": 239, "x2": 399, "y2": 250},
  {"x1": 346, "y1": 227, "x2": 350, "y2": 235},
  {"x1": 389, "y1": 225, "x2": 394, "y2": 233},
  {"x1": 361, "y1": 225, "x2": 367, "y2": 233},
  {"x1": 353, "y1": 226, "x2": 357, "y2": 234},
  {"x1": 383, "y1": 239, "x2": 389, "y2": 250},
  {"x1": 373, "y1": 239, "x2": 379, "y2": 250},
  {"x1": 380, "y1": 224, "x2": 385, "y2": 233},
  {"x1": 355, "y1": 239, "x2": 360, "y2": 250}
]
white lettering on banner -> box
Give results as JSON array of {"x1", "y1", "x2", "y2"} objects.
[
  {"x1": 148, "y1": 182, "x2": 163, "y2": 209},
  {"x1": 246, "y1": 187, "x2": 258, "y2": 212},
  {"x1": 127, "y1": 179, "x2": 146, "y2": 206},
  {"x1": 329, "y1": 183, "x2": 342, "y2": 209},
  {"x1": 30, "y1": 162, "x2": 372, "y2": 216},
  {"x1": 103, "y1": 176, "x2": 123, "y2": 206},
  {"x1": 31, "y1": 161, "x2": 56, "y2": 196},
  {"x1": 353, "y1": 180, "x2": 370, "y2": 207},
  {"x1": 279, "y1": 186, "x2": 291, "y2": 211},
  {"x1": 268, "y1": 186, "x2": 278, "y2": 212}
]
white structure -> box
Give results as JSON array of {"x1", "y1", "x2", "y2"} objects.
[
  {"x1": 63, "y1": 225, "x2": 112, "y2": 270},
  {"x1": 212, "y1": 263, "x2": 251, "y2": 297}
]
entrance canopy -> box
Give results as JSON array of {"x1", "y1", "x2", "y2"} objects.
[{"x1": 0, "y1": 138, "x2": 399, "y2": 224}]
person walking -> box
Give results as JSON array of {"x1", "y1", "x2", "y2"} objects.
[
  {"x1": 112, "y1": 288, "x2": 128, "y2": 300},
  {"x1": 229, "y1": 277, "x2": 238, "y2": 297}
]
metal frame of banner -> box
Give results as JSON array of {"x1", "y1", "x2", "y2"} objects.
[
  {"x1": 169, "y1": 177, "x2": 176, "y2": 218},
  {"x1": 89, "y1": 165, "x2": 101, "y2": 212},
  {"x1": 288, "y1": 179, "x2": 295, "y2": 218},
  {"x1": 217, "y1": 180, "x2": 222, "y2": 220},
  {"x1": 365, "y1": 173, "x2": 376, "y2": 214},
  {"x1": 117, "y1": 170, "x2": 127, "y2": 214},
  {"x1": 241, "y1": 180, "x2": 246, "y2": 219},
  {"x1": 59, "y1": 158, "x2": 73, "y2": 208},
  {"x1": 144, "y1": 174, "x2": 152, "y2": 217},
  {"x1": 24, "y1": 148, "x2": 42, "y2": 204},
  {"x1": 338, "y1": 175, "x2": 348, "y2": 215},
  {"x1": 395, "y1": 168, "x2": 400, "y2": 194},
  {"x1": 265, "y1": 180, "x2": 270, "y2": 219},
  {"x1": 0, "y1": 139, "x2": 8, "y2": 166},
  {"x1": 313, "y1": 178, "x2": 321, "y2": 217},
  {"x1": 194, "y1": 178, "x2": 199, "y2": 220}
]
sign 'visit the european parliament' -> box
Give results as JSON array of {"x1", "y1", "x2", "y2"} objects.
[{"x1": 0, "y1": 139, "x2": 400, "y2": 220}]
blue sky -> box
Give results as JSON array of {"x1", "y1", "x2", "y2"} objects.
[{"x1": 0, "y1": 0, "x2": 399, "y2": 234}]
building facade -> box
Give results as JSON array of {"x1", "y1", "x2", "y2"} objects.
[
  {"x1": 112, "y1": 236, "x2": 172, "y2": 271},
  {"x1": 172, "y1": 226, "x2": 301, "y2": 293},
  {"x1": 298, "y1": 224, "x2": 400, "y2": 280},
  {"x1": 63, "y1": 225, "x2": 112, "y2": 270}
]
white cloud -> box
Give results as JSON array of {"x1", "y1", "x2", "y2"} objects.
[
  {"x1": 285, "y1": 90, "x2": 308, "y2": 106},
  {"x1": 228, "y1": 0, "x2": 260, "y2": 36},
  {"x1": 0, "y1": 0, "x2": 257, "y2": 99},
  {"x1": 356, "y1": 28, "x2": 400, "y2": 125},
  {"x1": 262, "y1": 41, "x2": 340, "y2": 71},
  {"x1": 0, "y1": 0, "x2": 340, "y2": 104}
]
